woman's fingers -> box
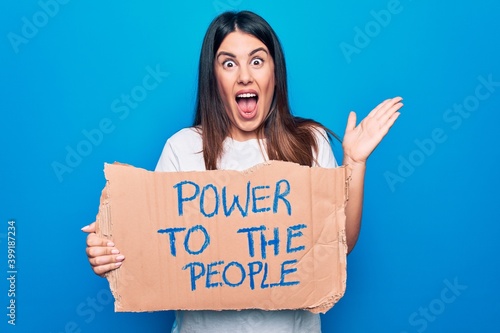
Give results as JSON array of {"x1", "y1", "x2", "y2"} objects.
[
  {"x1": 84, "y1": 227, "x2": 125, "y2": 276},
  {"x1": 345, "y1": 111, "x2": 357, "y2": 133},
  {"x1": 86, "y1": 245, "x2": 125, "y2": 276},
  {"x1": 92, "y1": 260, "x2": 124, "y2": 276},
  {"x1": 367, "y1": 98, "x2": 391, "y2": 118},
  {"x1": 376, "y1": 101, "x2": 403, "y2": 128},
  {"x1": 88, "y1": 253, "x2": 124, "y2": 266},
  {"x1": 374, "y1": 97, "x2": 403, "y2": 120},
  {"x1": 85, "y1": 242, "x2": 119, "y2": 258},
  {"x1": 81, "y1": 222, "x2": 96, "y2": 233},
  {"x1": 380, "y1": 110, "x2": 401, "y2": 134},
  {"x1": 370, "y1": 96, "x2": 402, "y2": 119},
  {"x1": 86, "y1": 232, "x2": 114, "y2": 248}
]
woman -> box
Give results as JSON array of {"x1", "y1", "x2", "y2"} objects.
[{"x1": 82, "y1": 10, "x2": 402, "y2": 332}]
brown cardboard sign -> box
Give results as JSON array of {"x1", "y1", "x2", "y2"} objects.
[{"x1": 95, "y1": 161, "x2": 347, "y2": 313}]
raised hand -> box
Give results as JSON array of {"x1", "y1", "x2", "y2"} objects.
[{"x1": 342, "y1": 97, "x2": 403, "y2": 165}]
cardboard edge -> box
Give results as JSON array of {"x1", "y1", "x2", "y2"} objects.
[
  {"x1": 95, "y1": 163, "x2": 123, "y2": 311},
  {"x1": 306, "y1": 165, "x2": 348, "y2": 314}
]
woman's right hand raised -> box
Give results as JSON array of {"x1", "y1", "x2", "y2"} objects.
[{"x1": 82, "y1": 222, "x2": 125, "y2": 276}]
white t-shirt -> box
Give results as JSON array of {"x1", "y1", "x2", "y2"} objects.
[{"x1": 155, "y1": 127, "x2": 338, "y2": 333}]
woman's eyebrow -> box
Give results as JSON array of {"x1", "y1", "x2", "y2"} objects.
[
  {"x1": 216, "y1": 51, "x2": 236, "y2": 60},
  {"x1": 249, "y1": 47, "x2": 268, "y2": 56}
]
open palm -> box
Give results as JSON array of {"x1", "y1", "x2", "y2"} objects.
[{"x1": 342, "y1": 97, "x2": 403, "y2": 164}]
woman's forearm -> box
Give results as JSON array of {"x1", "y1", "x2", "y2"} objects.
[{"x1": 343, "y1": 158, "x2": 366, "y2": 254}]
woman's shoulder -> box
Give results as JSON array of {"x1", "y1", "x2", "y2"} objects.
[
  {"x1": 155, "y1": 127, "x2": 204, "y2": 172},
  {"x1": 168, "y1": 126, "x2": 202, "y2": 142},
  {"x1": 164, "y1": 126, "x2": 203, "y2": 150}
]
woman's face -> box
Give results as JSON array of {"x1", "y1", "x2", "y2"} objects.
[{"x1": 215, "y1": 30, "x2": 275, "y2": 141}]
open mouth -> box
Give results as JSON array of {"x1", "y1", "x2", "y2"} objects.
[{"x1": 236, "y1": 93, "x2": 259, "y2": 114}]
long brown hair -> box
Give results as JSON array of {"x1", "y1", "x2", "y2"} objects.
[{"x1": 193, "y1": 11, "x2": 338, "y2": 170}]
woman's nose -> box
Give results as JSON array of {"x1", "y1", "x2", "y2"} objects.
[{"x1": 237, "y1": 65, "x2": 253, "y2": 85}]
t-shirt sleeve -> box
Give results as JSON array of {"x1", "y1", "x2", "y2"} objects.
[
  {"x1": 155, "y1": 139, "x2": 180, "y2": 172},
  {"x1": 154, "y1": 127, "x2": 205, "y2": 172},
  {"x1": 313, "y1": 127, "x2": 338, "y2": 168}
]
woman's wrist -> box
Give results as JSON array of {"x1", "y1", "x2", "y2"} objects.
[{"x1": 342, "y1": 155, "x2": 367, "y2": 169}]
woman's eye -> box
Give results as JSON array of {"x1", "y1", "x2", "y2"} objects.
[
  {"x1": 223, "y1": 60, "x2": 236, "y2": 69},
  {"x1": 252, "y1": 58, "x2": 263, "y2": 66}
]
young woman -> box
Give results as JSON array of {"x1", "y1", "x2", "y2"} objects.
[{"x1": 82, "y1": 10, "x2": 402, "y2": 332}]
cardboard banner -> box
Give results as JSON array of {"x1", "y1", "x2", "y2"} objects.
[{"x1": 95, "y1": 161, "x2": 347, "y2": 313}]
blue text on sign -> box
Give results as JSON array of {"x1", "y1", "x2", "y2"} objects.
[{"x1": 173, "y1": 179, "x2": 292, "y2": 218}]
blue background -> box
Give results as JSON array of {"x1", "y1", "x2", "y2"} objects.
[{"x1": 1, "y1": 0, "x2": 499, "y2": 332}]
